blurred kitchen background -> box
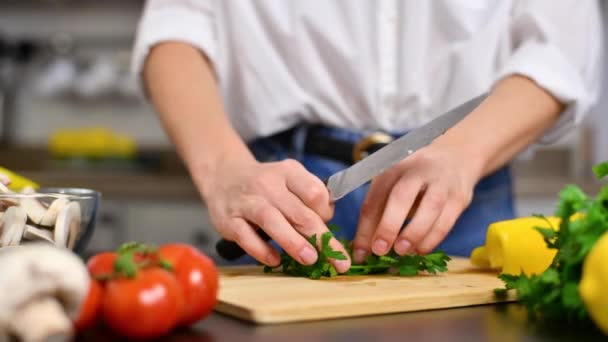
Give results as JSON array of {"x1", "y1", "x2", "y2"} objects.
[{"x1": 1, "y1": 1, "x2": 607, "y2": 261}]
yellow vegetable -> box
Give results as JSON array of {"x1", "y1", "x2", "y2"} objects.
[
  {"x1": 0, "y1": 167, "x2": 40, "y2": 192},
  {"x1": 48, "y1": 127, "x2": 136, "y2": 159},
  {"x1": 579, "y1": 231, "x2": 608, "y2": 335},
  {"x1": 470, "y1": 216, "x2": 560, "y2": 276}
]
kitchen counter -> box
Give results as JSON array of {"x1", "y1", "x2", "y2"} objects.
[{"x1": 78, "y1": 304, "x2": 605, "y2": 342}]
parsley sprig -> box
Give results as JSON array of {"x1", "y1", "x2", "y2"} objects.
[
  {"x1": 264, "y1": 227, "x2": 450, "y2": 279},
  {"x1": 496, "y1": 160, "x2": 608, "y2": 322}
]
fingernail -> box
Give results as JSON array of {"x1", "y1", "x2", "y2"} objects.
[
  {"x1": 395, "y1": 239, "x2": 412, "y2": 255},
  {"x1": 267, "y1": 252, "x2": 280, "y2": 266},
  {"x1": 353, "y1": 249, "x2": 367, "y2": 263},
  {"x1": 372, "y1": 239, "x2": 388, "y2": 255},
  {"x1": 333, "y1": 259, "x2": 350, "y2": 273},
  {"x1": 299, "y1": 246, "x2": 318, "y2": 264}
]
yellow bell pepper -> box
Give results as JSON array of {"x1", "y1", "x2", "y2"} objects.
[
  {"x1": 470, "y1": 216, "x2": 561, "y2": 276},
  {"x1": 579, "y1": 231, "x2": 608, "y2": 335},
  {"x1": 0, "y1": 167, "x2": 40, "y2": 192}
]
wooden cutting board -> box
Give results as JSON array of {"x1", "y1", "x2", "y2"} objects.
[{"x1": 215, "y1": 257, "x2": 516, "y2": 324}]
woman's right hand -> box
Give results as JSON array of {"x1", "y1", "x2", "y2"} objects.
[{"x1": 197, "y1": 158, "x2": 351, "y2": 273}]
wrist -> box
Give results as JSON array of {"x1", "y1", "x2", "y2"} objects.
[
  {"x1": 189, "y1": 148, "x2": 257, "y2": 200},
  {"x1": 432, "y1": 137, "x2": 487, "y2": 184}
]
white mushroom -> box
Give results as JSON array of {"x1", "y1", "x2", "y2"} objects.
[
  {"x1": 0, "y1": 244, "x2": 90, "y2": 342},
  {"x1": 19, "y1": 187, "x2": 47, "y2": 225},
  {"x1": 0, "y1": 183, "x2": 18, "y2": 208},
  {"x1": 0, "y1": 182, "x2": 12, "y2": 194},
  {"x1": 23, "y1": 225, "x2": 54, "y2": 244},
  {"x1": 20, "y1": 186, "x2": 35, "y2": 195},
  {"x1": 39, "y1": 198, "x2": 69, "y2": 227},
  {"x1": 54, "y1": 202, "x2": 81, "y2": 249},
  {"x1": 0, "y1": 173, "x2": 10, "y2": 186},
  {"x1": 0, "y1": 207, "x2": 27, "y2": 247}
]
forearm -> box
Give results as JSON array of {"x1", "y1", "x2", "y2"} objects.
[
  {"x1": 143, "y1": 42, "x2": 255, "y2": 195},
  {"x1": 434, "y1": 75, "x2": 564, "y2": 180}
]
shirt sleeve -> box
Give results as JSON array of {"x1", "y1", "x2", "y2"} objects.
[
  {"x1": 130, "y1": 0, "x2": 217, "y2": 98},
  {"x1": 495, "y1": 0, "x2": 603, "y2": 144}
]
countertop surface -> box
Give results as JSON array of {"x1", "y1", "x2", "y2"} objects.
[{"x1": 78, "y1": 303, "x2": 605, "y2": 342}]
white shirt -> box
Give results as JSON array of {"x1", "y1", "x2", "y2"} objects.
[{"x1": 132, "y1": 0, "x2": 603, "y2": 143}]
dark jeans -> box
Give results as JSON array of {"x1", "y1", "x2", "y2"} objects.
[{"x1": 244, "y1": 124, "x2": 515, "y2": 258}]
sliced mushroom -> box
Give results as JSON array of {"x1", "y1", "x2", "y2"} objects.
[
  {"x1": 39, "y1": 198, "x2": 69, "y2": 227},
  {"x1": 0, "y1": 178, "x2": 20, "y2": 207},
  {"x1": 54, "y1": 202, "x2": 81, "y2": 249},
  {"x1": 23, "y1": 225, "x2": 54, "y2": 243},
  {"x1": 19, "y1": 186, "x2": 47, "y2": 225},
  {"x1": 19, "y1": 186, "x2": 35, "y2": 195},
  {"x1": 0, "y1": 207, "x2": 27, "y2": 246},
  {"x1": 0, "y1": 183, "x2": 18, "y2": 208},
  {"x1": 0, "y1": 182, "x2": 12, "y2": 194},
  {"x1": 0, "y1": 212, "x2": 4, "y2": 239},
  {"x1": 0, "y1": 199, "x2": 18, "y2": 211},
  {"x1": 0, "y1": 172, "x2": 10, "y2": 186}
]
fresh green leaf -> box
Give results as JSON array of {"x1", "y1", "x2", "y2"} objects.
[
  {"x1": 325, "y1": 250, "x2": 348, "y2": 260},
  {"x1": 399, "y1": 265, "x2": 419, "y2": 276},
  {"x1": 592, "y1": 161, "x2": 608, "y2": 180},
  {"x1": 264, "y1": 225, "x2": 451, "y2": 279},
  {"x1": 327, "y1": 223, "x2": 341, "y2": 233}
]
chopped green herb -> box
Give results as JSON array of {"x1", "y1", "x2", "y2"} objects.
[{"x1": 264, "y1": 230, "x2": 450, "y2": 279}]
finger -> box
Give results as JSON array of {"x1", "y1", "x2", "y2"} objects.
[
  {"x1": 283, "y1": 159, "x2": 333, "y2": 221},
  {"x1": 417, "y1": 199, "x2": 465, "y2": 254},
  {"x1": 371, "y1": 176, "x2": 424, "y2": 256},
  {"x1": 352, "y1": 170, "x2": 400, "y2": 263},
  {"x1": 275, "y1": 192, "x2": 351, "y2": 273},
  {"x1": 242, "y1": 199, "x2": 319, "y2": 266},
  {"x1": 224, "y1": 217, "x2": 281, "y2": 266},
  {"x1": 395, "y1": 184, "x2": 447, "y2": 255}
]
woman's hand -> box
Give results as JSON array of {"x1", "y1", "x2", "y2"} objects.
[
  {"x1": 351, "y1": 143, "x2": 482, "y2": 263},
  {"x1": 198, "y1": 158, "x2": 351, "y2": 273}
]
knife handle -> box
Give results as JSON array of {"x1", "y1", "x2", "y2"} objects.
[
  {"x1": 215, "y1": 177, "x2": 329, "y2": 261},
  {"x1": 215, "y1": 229, "x2": 272, "y2": 261}
]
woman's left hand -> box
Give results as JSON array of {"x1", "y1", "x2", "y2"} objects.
[{"x1": 351, "y1": 143, "x2": 482, "y2": 263}]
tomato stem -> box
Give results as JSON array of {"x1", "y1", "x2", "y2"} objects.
[{"x1": 158, "y1": 259, "x2": 173, "y2": 272}]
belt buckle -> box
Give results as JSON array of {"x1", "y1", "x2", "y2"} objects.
[{"x1": 352, "y1": 132, "x2": 393, "y2": 163}]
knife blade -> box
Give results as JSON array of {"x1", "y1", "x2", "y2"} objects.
[
  {"x1": 215, "y1": 93, "x2": 488, "y2": 260},
  {"x1": 326, "y1": 92, "x2": 488, "y2": 201}
]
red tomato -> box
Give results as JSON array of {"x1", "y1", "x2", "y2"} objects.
[
  {"x1": 101, "y1": 268, "x2": 182, "y2": 339},
  {"x1": 158, "y1": 244, "x2": 219, "y2": 326},
  {"x1": 74, "y1": 280, "x2": 104, "y2": 331},
  {"x1": 87, "y1": 252, "x2": 117, "y2": 279}
]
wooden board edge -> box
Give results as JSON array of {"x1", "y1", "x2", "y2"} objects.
[
  {"x1": 215, "y1": 291, "x2": 519, "y2": 324},
  {"x1": 214, "y1": 301, "x2": 258, "y2": 323}
]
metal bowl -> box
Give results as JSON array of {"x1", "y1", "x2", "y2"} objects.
[{"x1": 0, "y1": 187, "x2": 101, "y2": 254}]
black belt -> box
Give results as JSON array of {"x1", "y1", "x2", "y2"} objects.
[{"x1": 270, "y1": 125, "x2": 395, "y2": 165}]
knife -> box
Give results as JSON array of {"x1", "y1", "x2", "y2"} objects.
[{"x1": 215, "y1": 93, "x2": 488, "y2": 260}]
